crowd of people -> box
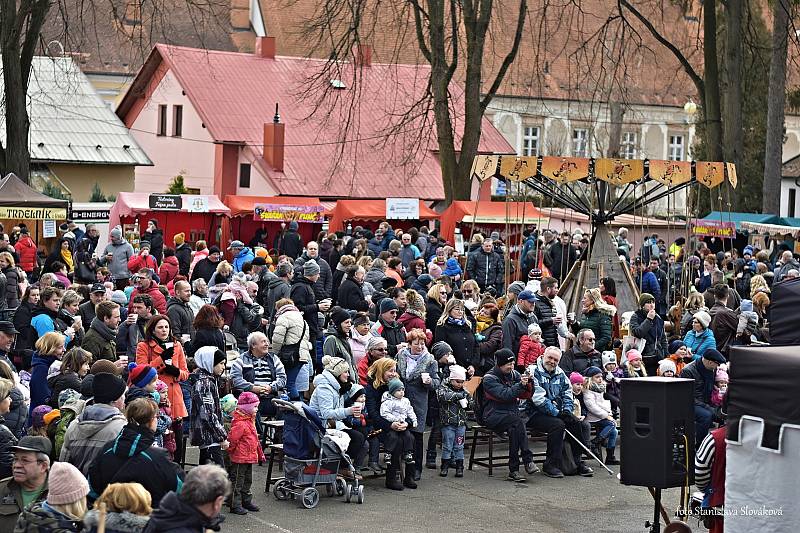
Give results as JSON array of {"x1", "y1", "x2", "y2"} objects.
[{"x1": 0, "y1": 216, "x2": 792, "y2": 530}]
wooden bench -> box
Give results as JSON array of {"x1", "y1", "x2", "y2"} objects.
[
  {"x1": 260, "y1": 418, "x2": 284, "y2": 449},
  {"x1": 264, "y1": 443, "x2": 285, "y2": 492}
]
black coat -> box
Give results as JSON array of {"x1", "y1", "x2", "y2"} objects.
[
  {"x1": 0, "y1": 417, "x2": 16, "y2": 479},
  {"x1": 373, "y1": 318, "x2": 407, "y2": 358},
  {"x1": 425, "y1": 300, "x2": 443, "y2": 332},
  {"x1": 189, "y1": 258, "x2": 219, "y2": 284},
  {"x1": 547, "y1": 242, "x2": 579, "y2": 281},
  {"x1": 143, "y1": 491, "x2": 222, "y2": 533},
  {"x1": 185, "y1": 328, "x2": 226, "y2": 358},
  {"x1": 476, "y1": 323, "x2": 503, "y2": 376},
  {"x1": 290, "y1": 277, "x2": 322, "y2": 340},
  {"x1": 146, "y1": 229, "x2": 165, "y2": 264},
  {"x1": 295, "y1": 254, "x2": 333, "y2": 300},
  {"x1": 559, "y1": 346, "x2": 602, "y2": 375},
  {"x1": 79, "y1": 300, "x2": 97, "y2": 330},
  {"x1": 434, "y1": 320, "x2": 477, "y2": 368},
  {"x1": 47, "y1": 372, "x2": 82, "y2": 408},
  {"x1": 532, "y1": 293, "x2": 559, "y2": 347},
  {"x1": 167, "y1": 297, "x2": 194, "y2": 338},
  {"x1": 337, "y1": 277, "x2": 369, "y2": 312},
  {"x1": 4, "y1": 387, "x2": 27, "y2": 438},
  {"x1": 13, "y1": 301, "x2": 36, "y2": 351},
  {"x1": 2, "y1": 267, "x2": 19, "y2": 309},
  {"x1": 175, "y1": 244, "x2": 192, "y2": 277},
  {"x1": 679, "y1": 359, "x2": 714, "y2": 410},
  {"x1": 89, "y1": 423, "x2": 184, "y2": 509},
  {"x1": 279, "y1": 230, "x2": 304, "y2": 259}
]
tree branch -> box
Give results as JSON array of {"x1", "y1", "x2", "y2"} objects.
[{"x1": 480, "y1": 0, "x2": 527, "y2": 111}]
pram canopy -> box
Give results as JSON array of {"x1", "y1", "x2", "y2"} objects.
[{"x1": 279, "y1": 400, "x2": 327, "y2": 459}]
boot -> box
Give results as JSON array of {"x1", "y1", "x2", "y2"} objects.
[
  {"x1": 403, "y1": 462, "x2": 418, "y2": 489},
  {"x1": 439, "y1": 459, "x2": 450, "y2": 477},
  {"x1": 605, "y1": 448, "x2": 620, "y2": 465},
  {"x1": 425, "y1": 448, "x2": 437, "y2": 469},
  {"x1": 590, "y1": 436, "x2": 603, "y2": 458},
  {"x1": 385, "y1": 464, "x2": 403, "y2": 491},
  {"x1": 454, "y1": 460, "x2": 464, "y2": 478}
]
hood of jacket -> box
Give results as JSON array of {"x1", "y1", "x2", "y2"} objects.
[
  {"x1": 269, "y1": 276, "x2": 289, "y2": 289},
  {"x1": 235, "y1": 247, "x2": 253, "y2": 260},
  {"x1": 195, "y1": 345, "x2": 219, "y2": 373},
  {"x1": 31, "y1": 305, "x2": 58, "y2": 319},
  {"x1": 167, "y1": 296, "x2": 189, "y2": 310},
  {"x1": 162, "y1": 255, "x2": 179, "y2": 267},
  {"x1": 535, "y1": 354, "x2": 567, "y2": 378},
  {"x1": 108, "y1": 423, "x2": 155, "y2": 459},
  {"x1": 84, "y1": 509, "x2": 150, "y2": 533},
  {"x1": 147, "y1": 491, "x2": 222, "y2": 531}
]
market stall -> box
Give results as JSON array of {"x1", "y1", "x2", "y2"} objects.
[
  {"x1": 326, "y1": 199, "x2": 439, "y2": 233},
  {"x1": 0, "y1": 173, "x2": 70, "y2": 250},
  {"x1": 108, "y1": 192, "x2": 230, "y2": 249},
  {"x1": 223, "y1": 195, "x2": 325, "y2": 251},
  {"x1": 439, "y1": 200, "x2": 548, "y2": 246}
]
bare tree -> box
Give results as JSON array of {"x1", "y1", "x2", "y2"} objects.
[{"x1": 763, "y1": 0, "x2": 790, "y2": 215}]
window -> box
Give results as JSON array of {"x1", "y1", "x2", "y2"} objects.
[
  {"x1": 172, "y1": 105, "x2": 183, "y2": 137},
  {"x1": 572, "y1": 128, "x2": 588, "y2": 157},
  {"x1": 157, "y1": 105, "x2": 167, "y2": 136},
  {"x1": 668, "y1": 134, "x2": 685, "y2": 161},
  {"x1": 239, "y1": 163, "x2": 251, "y2": 188},
  {"x1": 522, "y1": 126, "x2": 540, "y2": 156},
  {"x1": 621, "y1": 131, "x2": 637, "y2": 159},
  {"x1": 790, "y1": 188, "x2": 797, "y2": 218}
]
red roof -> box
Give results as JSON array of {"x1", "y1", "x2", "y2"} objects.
[{"x1": 120, "y1": 45, "x2": 513, "y2": 200}]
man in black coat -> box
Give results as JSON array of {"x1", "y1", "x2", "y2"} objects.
[
  {"x1": 289, "y1": 260, "x2": 331, "y2": 369},
  {"x1": 174, "y1": 233, "x2": 192, "y2": 277},
  {"x1": 547, "y1": 231, "x2": 578, "y2": 282},
  {"x1": 143, "y1": 464, "x2": 228, "y2": 533},
  {"x1": 533, "y1": 276, "x2": 561, "y2": 347},
  {"x1": 294, "y1": 240, "x2": 333, "y2": 300},
  {"x1": 559, "y1": 329, "x2": 602, "y2": 375},
  {"x1": 79, "y1": 283, "x2": 107, "y2": 327},
  {"x1": 279, "y1": 221, "x2": 304, "y2": 259},
  {"x1": 466, "y1": 239, "x2": 504, "y2": 295},
  {"x1": 369, "y1": 299, "x2": 407, "y2": 358},
  {"x1": 649, "y1": 258, "x2": 670, "y2": 316},
  {"x1": 167, "y1": 281, "x2": 194, "y2": 339},
  {"x1": 190, "y1": 247, "x2": 221, "y2": 284},
  {"x1": 502, "y1": 290, "x2": 538, "y2": 356}
]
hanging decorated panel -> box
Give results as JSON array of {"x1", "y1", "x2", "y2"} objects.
[
  {"x1": 471, "y1": 155, "x2": 499, "y2": 182},
  {"x1": 594, "y1": 158, "x2": 645, "y2": 185},
  {"x1": 540, "y1": 156, "x2": 589, "y2": 184},
  {"x1": 725, "y1": 162, "x2": 738, "y2": 189},
  {"x1": 499, "y1": 156, "x2": 537, "y2": 182},
  {"x1": 696, "y1": 161, "x2": 725, "y2": 188},
  {"x1": 649, "y1": 160, "x2": 692, "y2": 186}
]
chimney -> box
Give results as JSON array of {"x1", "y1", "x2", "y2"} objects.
[
  {"x1": 255, "y1": 36, "x2": 276, "y2": 59},
  {"x1": 353, "y1": 44, "x2": 372, "y2": 68},
  {"x1": 263, "y1": 103, "x2": 284, "y2": 172}
]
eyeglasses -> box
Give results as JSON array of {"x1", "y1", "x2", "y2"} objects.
[
  {"x1": 373, "y1": 348, "x2": 388, "y2": 352},
  {"x1": 463, "y1": 290, "x2": 473, "y2": 294}
]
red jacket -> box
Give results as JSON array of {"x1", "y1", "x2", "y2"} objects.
[
  {"x1": 158, "y1": 256, "x2": 179, "y2": 286},
  {"x1": 517, "y1": 336, "x2": 545, "y2": 368},
  {"x1": 227, "y1": 410, "x2": 266, "y2": 464},
  {"x1": 398, "y1": 312, "x2": 432, "y2": 345},
  {"x1": 128, "y1": 253, "x2": 158, "y2": 275},
  {"x1": 129, "y1": 284, "x2": 167, "y2": 315},
  {"x1": 14, "y1": 236, "x2": 38, "y2": 273}
]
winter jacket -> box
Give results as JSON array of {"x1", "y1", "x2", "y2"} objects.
[
  {"x1": 628, "y1": 309, "x2": 668, "y2": 363},
  {"x1": 398, "y1": 311, "x2": 428, "y2": 340},
  {"x1": 0, "y1": 476, "x2": 46, "y2": 532},
  {"x1": 136, "y1": 339, "x2": 189, "y2": 419},
  {"x1": 83, "y1": 509, "x2": 151, "y2": 533},
  {"x1": 229, "y1": 301, "x2": 263, "y2": 350},
  {"x1": 228, "y1": 410, "x2": 266, "y2": 464},
  {"x1": 60, "y1": 403, "x2": 127, "y2": 474},
  {"x1": 31, "y1": 307, "x2": 64, "y2": 339},
  {"x1": 547, "y1": 242, "x2": 578, "y2": 281},
  {"x1": 501, "y1": 304, "x2": 537, "y2": 355},
  {"x1": 476, "y1": 322, "x2": 503, "y2": 376},
  {"x1": 29, "y1": 352, "x2": 58, "y2": 415},
  {"x1": 322, "y1": 327, "x2": 356, "y2": 382},
  {"x1": 517, "y1": 336, "x2": 545, "y2": 368},
  {"x1": 309, "y1": 370, "x2": 354, "y2": 431},
  {"x1": 434, "y1": 319, "x2": 477, "y2": 369},
  {"x1": 278, "y1": 229, "x2": 303, "y2": 259},
  {"x1": 0, "y1": 417, "x2": 16, "y2": 479},
  {"x1": 116, "y1": 317, "x2": 147, "y2": 358},
  {"x1": 87, "y1": 422, "x2": 184, "y2": 508},
  {"x1": 145, "y1": 229, "x2": 164, "y2": 264},
  {"x1": 465, "y1": 248, "x2": 504, "y2": 293},
  {"x1": 4, "y1": 387, "x2": 27, "y2": 438},
  {"x1": 348, "y1": 330, "x2": 372, "y2": 367},
  {"x1": 395, "y1": 348, "x2": 439, "y2": 432},
  {"x1": 14, "y1": 235, "x2": 38, "y2": 273},
  {"x1": 425, "y1": 299, "x2": 444, "y2": 332},
  {"x1": 81, "y1": 322, "x2": 117, "y2": 362},
  {"x1": 290, "y1": 277, "x2": 322, "y2": 340},
  {"x1": 144, "y1": 491, "x2": 224, "y2": 533},
  {"x1": 54, "y1": 397, "x2": 85, "y2": 459},
  {"x1": 709, "y1": 303, "x2": 739, "y2": 356},
  {"x1": 532, "y1": 293, "x2": 559, "y2": 347},
  {"x1": 370, "y1": 318, "x2": 407, "y2": 358},
  {"x1": 13, "y1": 301, "x2": 36, "y2": 351},
  {"x1": 2, "y1": 267, "x2": 19, "y2": 309},
  {"x1": 100, "y1": 238, "x2": 135, "y2": 281},
  {"x1": 379, "y1": 393, "x2": 417, "y2": 426},
  {"x1": 337, "y1": 277, "x2": 369, "y2": 312},
  {"x1": 294, "y1": 254, "x2": 333, "y2": 300},
  {"x1": 46, "y1": 372, "x2": 81, "y2": 409},
  {"x1": 13, "y1": 501, "x2": 84, "y2": 532},
  {"x1": 265, "y1": 276, "x2": 291, "y2": 320},
  {"x1": 159, "y1": 256, "x2": 180, "y2": 285},
  {"x1": 679, "y1": 359, "x2": 715, "y2": 410},
  {"x1": 636, "y1": 270, "x2": 662, "y2": 302},
  {"x1": 127, "y1": 253, "x2": 159, "y2": 279},
  {"x1": 436, "y1": 381, "x2": 471, "y2": 427},
  {"x1": 526, "y1": 356, "x2": 573, "y2": 417},
  {"x1": 583, "y1": 386, "x2": 613, "y2": 423},
  {"x1": 189, "y1": 348, "x2": 227, "y2": 448},
  {"x1": 184, "y1": 328, "x2": 225, "y2": 358},
  {"x1": 683, "y1": 328, "x2": 717, "y2": 360},
  {"x1": 129, "y1": 284, "x2": 167, "y2": 315},
  {"x1": 482, "y1": 366, "x2": 532, "y2": 425},
  {"x1": 576, "y1": 308, "x2": 613, "y2": 352},
  {"x1": 270, "y1": 306, "x2": 312, "y2": 363},
  {"x1": 230, "y1": 350, "x2": 286, "y2": 394},
  {"x1": 559, "y1": 346, "x2": 602, "y2": 376},
  {"x1": 398, "y1": 244, "x2": 421, "y2": 270},
  {"x1": 364, "y1": 267, "x2": 385, "y2": 294},
  {"x1": 232, "y1": 247, "x2": 255, "y2": 273},
  {"x1": 175, "y1": 243, "x2": 192, "y2": 277},
  {"x1": 78, "y1": 300, "x2": 98, "y2": 330},
  {"x1": 189, "y1": 257, "x2": 219, "y2": 284}
]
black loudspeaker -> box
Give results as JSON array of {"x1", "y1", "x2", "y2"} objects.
[{"x1": 620, "y1": 377, "x2": 695, "y2": 489}]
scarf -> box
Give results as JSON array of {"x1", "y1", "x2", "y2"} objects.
[
  {"x1": 396, "y1": 347, "x2": 433, "y2": 383},
  {"x1": 275, "y1": 303, "x2": 300, "y2": 318},
  {"x1": 60, "y1": 250, "x2": 74, "y2": 272},
  {"x1": 588, "y1": 380, "x2": 606, "y2": 394},
  {"x1": 90, "y1": 317, "x2": 117, "y2": 341},
  {"x1": 447, "y1": 316, "x2": 467, "y2": 327},
  {"x1": 476, "y1": 316, "x2": 494, "y2": 334}
]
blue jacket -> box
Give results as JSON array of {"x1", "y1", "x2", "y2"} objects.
[
  {"x1": 482, "y1": 366, "x2": 532, "y2": 424},
  {"x1": 29, "y1": 352, "x2": 57, "y2": 418},
  {"x1": 527, "y1": 356, "x2": 573, "y2": 417},
  {"x1": 637, "y1": 270, "x2": 661, "y2": 301},
  {"x1": 232, "y1": 247, "x2": 255, "y2": 272},
  {"x1": 309, "y1": 370, "x2": 353, "y2": 430},
  {"x1": 683, "y1": 328, "x2": 717, "y2": 360}
]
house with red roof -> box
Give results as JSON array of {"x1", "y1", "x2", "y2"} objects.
[{"x1": 116, "y1": 38, "x2": 513, "y2": 202}]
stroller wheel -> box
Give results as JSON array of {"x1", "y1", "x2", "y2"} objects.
[
  {"x1": 344, "y1": 483, "x2": 352, "y2": 503},
  {"x1": 273, "y1": 479, "x2": 290, "y2": 501},
  {"x1": 335, "y1": 478, "x2": 347, "y2": 496},
  {"x1": 301, "y1": 487, "x2": 319, "y2": 509},
  {"x1": 356, "y1": 485, "x2": 365, "y2": 504}
]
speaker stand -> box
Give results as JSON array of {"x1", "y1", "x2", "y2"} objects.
[{"x1": 645, "y1": 487, "x2": 671, "y2": 532}]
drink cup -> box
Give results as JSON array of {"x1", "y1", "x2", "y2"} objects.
[
  {"x1": 181, "y1": 334, "x2": 191, "y2": 343},
  {"x1": 459, "y1": 398, "x2": 468, "y2": 408},
  {"x1": 567, "y1": 312, "x2": 576, "y2": 322},
  {"x1": 421, "y1": 372, "x2": 430, "y2": 383}
]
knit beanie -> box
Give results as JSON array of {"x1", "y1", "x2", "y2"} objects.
[
  {"x1": 111, "y1": 290, "x2": 128, "y2": 306},
  {"x1": 740, "y1": 299, "x2": 753, "y2": 313},
  {"x1": 91, "y1": 359, "x2": 122, "y2": 376},
  {"x1": 237, "y1": 391, "x2": 260, "y2": 414},
  {"x1": 507, "y1": 281, "x2": 526, "y2": 296},
  {"x1": 213, "y1": 349, "x2": 227, "y2": 368},
  {"x1": 31, "y1": 405, "x2": 53, "y2": 429},
  {"x1": 495, "y1": 348, "x2": 515, "y2": 366},
  {"x1": 669, "y1": 340, "x2": 686, "y2": 355},
  {"x1": 626, "y1": 349, "x2": 643, "y2": 362},
  {"x1": 448, "y1": 365, "x2": 467, "y2": 382},
  {"x1": 43, "y1": 409, "x2": 61, "y2": 427},
  {"x1": 659, "y1": 359, "x2": 677, "y2": 375},
  {"x1": 47, "y1": 462, "x2": 89, "y2": 505},
  {"x1": 80, "y1": 374, "x2": 94, "y2": 398},
  {"x1": 569, "y1": 372, "x2": 585, "y2": 385},
  {"x1": 379, "y1": 298, "x2": 398, "y2": 315},
  {"x1": 322, "y1": 355, "x2": 350, "y2": 377},
  {"x1": 366, "y1": 336, "x2": 388, "y2": 352},
  {"x1": 220, "y1": 394, "x2": 238, "y2": 415},
  {"x1": 428, "y1": 262, "x2": 442, "y2": 278},
  {"x1": 352, "y1": 313, "x2": 370, "y2": 327},
  {"x1": 431, "y1": 341, "x2": 453, "y2": 360},
  {"x1": 174, "y1": 232, "x2": 185, "y2": 245},
  {"x1": 93, "y1": 373, "x2": 127, "y2": 404},
  {"x1": 638, "y1": 293, "x2": 655, "y2": 307},
  {"x1": 303, "y1": 259, "x2": 320, "y2": 277},
  {"x1": 601, "y1": 351, "x2": 616, "y2": 367},
  {"x1": 58, "y1": 388, "x2": 81, "y2": 408},
  {"x1": 155, "y1": 379, "x2": 169, "y2": 394},
  {"x1": 330, "y1": 307, "x2": 351, "y2": 328},
  {"x1": 387, "y1": 378, "x2": 405, "y2": 395},
  {"x1": 127, "y1": 363, "x2": 157, "y2": 389},
  {"x1": 583, "y1": 366, "x2": 602, "y2": 378},
  {"x1": 693, "y1": 310, "x2": 711, "y2": 329},
  {"x1": 715, "y1": 369, "x2": 729, "y2": 382}
]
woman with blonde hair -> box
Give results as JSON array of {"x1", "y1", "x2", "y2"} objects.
[
  {"x1": 750, "y1": 274, "x2": 770, "y2": 300},
  {"x1": 680, "y1": 291, "x2": 707, "y2": 337},
  {"x1": 15, "y1": 461, "x2": 89, "y2": 532},
  {"x1": 573, "y1": 288, "x2": 616, "y2": 352},
  {"x1": 82, "y1": 482, "x2": 152, "y2": 533},
  {"x1": 29, "y1": 331, "x2": 66, "y2": 416}
]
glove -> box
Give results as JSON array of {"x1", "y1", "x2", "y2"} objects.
[
  {"x1": 163, "y1": 364, "x2": 181, "y2": 378},
  {"x1": 558, "y1": 410, "x2": 575, "y2": 422},
  {"x1": 162, "y1": 346, "x2": 175, "y2": 359},
  {"x1": 474, "y1": 333, "x2": 485, "y2": 341}
]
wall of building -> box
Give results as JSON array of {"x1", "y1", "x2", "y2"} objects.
[
  {"x1": 49, "y1": 163, "x2": 135, "y2": 201},
  {"x1": 85, "y1": 72, "x2": 134, "y2": 109},
  {"x1": 781, "y1": 177, "x2": 800, "y2": 218},
  {"x1": 127, "y1": 69, "x2": 217, "y2": 194},
  {"x1": 236, "y1": 146, "x2": 279, "y2": 196}
]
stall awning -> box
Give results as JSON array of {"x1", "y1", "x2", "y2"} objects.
[
  {"x1": 740, "y1": 221, "x2": 800, "y2": 238},
  {"x1": 440, "y1": 201, "x2": 548, "y2": 244},
  {"x1": 112, "y1": 192, "x2": 230, "y2": 217},
  {"x1": 328, "y1": 200, "x2": 439, "y2": 232},
  {"x1": 224, "y1": 195, "x2": 324, "y2": 218},
  {"x1": 0, "y1": 173, "x2": 70, "y2": 219},
  {"x1": 701, "y1": 211, "x2": 782, "y2": 230}
]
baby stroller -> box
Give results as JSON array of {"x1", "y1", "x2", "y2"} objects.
[{"x1": 271, "y1": 399, "x2": 365, "y2": 508}]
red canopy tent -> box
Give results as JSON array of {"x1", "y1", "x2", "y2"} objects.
[
  {"x1": 439, "y1": 200, "x2": 548, "y2": 245},
  {"x1": 108, "y1": 192, "x2": 230, "y2": 248},
  {"x1": 223, "y1": 196, "x2": 325, "y2": 251},
  {"x1": 327, "y1": 199, "x2": 439, "y2": 233}
]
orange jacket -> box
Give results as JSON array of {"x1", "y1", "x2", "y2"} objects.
[{"x1": 136, "y1": 339, "x2": 189, "y2": 419}]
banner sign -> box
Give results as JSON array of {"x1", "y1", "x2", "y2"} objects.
[
  {"x1": 540, "y1": 156, "x2": 589, "y2": 184},
  {"x1": 186, "y1": 195, "x2": 209, "y2": 213},
  {"x1": 386, "y1": 198, "x2": 419, "y2": 220},
  {"x1": 253, "y1": 204, "x2": 323, "y2": 223},
  {"x1": 649, "y1": 160, "x2": 692, "y2": 186},
  {"x1": 595, "y1": 158, "x2": 644, "y2": 185},
  {"x1": 0, "y1": 207, "x2": 67, "y2": 220},
  {"x1": 148, "y1": 194, "x2": 182, "y2": 211},
  {"x1": 70, "y1": 208, "x2": 110, "y2": 220},
  {"x1": 692, "y1": 219, "x2": 736, "y2": 238}
]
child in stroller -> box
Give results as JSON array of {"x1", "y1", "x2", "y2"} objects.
[{"x1": 272, "y1": 399, "x2": 365, "y2": 508}]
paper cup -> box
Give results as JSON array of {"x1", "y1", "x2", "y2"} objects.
[
  {"x1": 459, "y1": 398, "x2": 468, "y2": 408},
  {"x1": 181, "y1": 334, "x2": 191, "y2": 343},
  {"x1": 421, "y1": 372, "x2": 430, "y2": 382}
]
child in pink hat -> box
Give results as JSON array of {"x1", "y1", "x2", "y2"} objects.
[{"x1": 226, "y1": 391, "x2": 265, "y2": 515}]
